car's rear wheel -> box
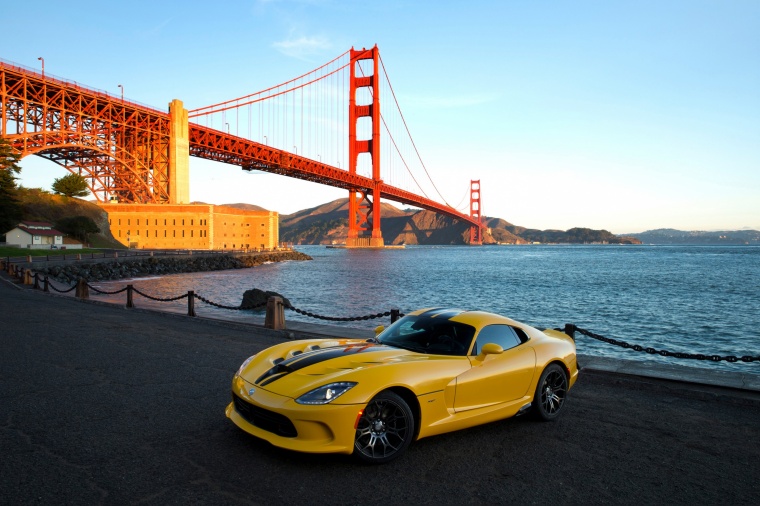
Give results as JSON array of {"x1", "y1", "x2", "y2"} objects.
[
  {"x1": 532, "y1": 363, "x2": 568, "y2": 421},
  {"x1": 353, "y1": 391, "x2": 414, "y2": 464}
]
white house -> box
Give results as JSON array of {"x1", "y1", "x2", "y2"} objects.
[{"x1": 4, "y1": 221, "x2": 64, "y2": 249}]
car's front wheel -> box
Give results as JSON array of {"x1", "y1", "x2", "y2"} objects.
[
  {"x1": 353, "y1": 391, "x2": 414, "y2": 464},
  {"x1": 532, "y1": 363, "x2": 568, "y2": 421}
]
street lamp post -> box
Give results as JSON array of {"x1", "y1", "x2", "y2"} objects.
[
  {"x1": 263, "y1": 135, "x2": 267, "y2": 145},
  {"x1": 226, "y1": 122, "x2": 230, "y2": 134},
  {"x1": 118, "y1": 84, "x2": 123, "y2": 102},
  {"x1": 37, "y1": 57, "x2": 44, "y2": 78}
]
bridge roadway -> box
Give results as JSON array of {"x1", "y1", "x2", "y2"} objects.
[{"x1": 1, "y1": 274, "x2": 759, "y2": 505}]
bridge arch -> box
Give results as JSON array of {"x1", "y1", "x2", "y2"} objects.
[{"x1": 16, "y1": 136, "x2": 166, "y2": 204}]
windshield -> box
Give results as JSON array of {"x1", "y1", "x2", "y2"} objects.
[{"x1": 377, "y1": 314, "x2": 476, "y2": 356}]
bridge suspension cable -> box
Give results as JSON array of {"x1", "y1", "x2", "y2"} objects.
[
  {"x1": 188, "y1": 50, "x2": 350, "y2": 117},
  {"x1": 377, "y1": 55, "x2": 455, "y2": 210},
  {"x1": 183, "y1": 47, "x2": 477, "y2": 228}
]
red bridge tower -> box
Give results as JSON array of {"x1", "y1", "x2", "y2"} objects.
[
  {"x1": 347, "y1": 46, "x2": 383, "y2": 248},
  {"x1": 469, "y1": 180, "x2": 483, "y2": 245}
]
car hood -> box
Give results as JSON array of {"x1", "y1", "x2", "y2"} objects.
[{"x1": 240, "y1": 341, "x2": 462, "y2": 399}]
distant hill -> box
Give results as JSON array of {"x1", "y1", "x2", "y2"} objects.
[
  {"x1": 628, "y1": 228, "x2": 760, "y2": 245},
  {"x1": 19, "y1": 191, "x2": 751, "y2": 248},
  {"x1": 218, "y1": 202, "x2": 269, "y2": 212},
  {"x1": 280, "y1": 198, "x2": 642, "y2": 245},
  {"x1": 11, "y1": 188, "x2": 122, "y2": 248}
]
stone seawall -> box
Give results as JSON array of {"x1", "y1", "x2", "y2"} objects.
[{"x1": 32, "y1": 251, "x2": 312, "y2": 284}]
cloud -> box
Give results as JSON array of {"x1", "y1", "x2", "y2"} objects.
[
  {"x1": 136, "y1": 17, "x2": 173, "y2": 40},
  {"x1": 272, "y1": 35, "x2": 332, "y2": 60},
  {"x1": 402, "y1": 93, "x2": 499, "y2": 109}
]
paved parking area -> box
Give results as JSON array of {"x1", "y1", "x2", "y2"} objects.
[{"x1": 2, "y1": 279, "x2": 759, "y2": 504}]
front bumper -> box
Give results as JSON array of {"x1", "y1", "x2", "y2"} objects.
[{"x1": 226, "y1": 375, "x2": 362, "y2": 454}]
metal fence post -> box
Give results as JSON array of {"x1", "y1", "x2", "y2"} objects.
[
  {"x1": 126, "y1": 285, "x2": 134, "y2": 308},
  {"x1": 265, "y1": 296, "x2": 286, "y2": 330},
  {"x1": 75, "y1": 278, "x2": 89, "y2": 299},
  {"x1": 188, "y1": 291, "x2": 196, "y2": 317}
]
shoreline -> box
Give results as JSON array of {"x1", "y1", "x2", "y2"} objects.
[
  {"x1": 3, "y1": 267, "x2": 758, "y2": 393},
  {"x1": 4, "y1": 249, "x2": 312, "y2": 285}
]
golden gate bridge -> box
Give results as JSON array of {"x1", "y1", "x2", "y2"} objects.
[{"x1": 0, "y1": 46, "x2": 484, "y2": 246}]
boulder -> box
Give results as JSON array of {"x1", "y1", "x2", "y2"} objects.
[{"x1": 241, "y1": 289, "x2": 290, "y2": 311}]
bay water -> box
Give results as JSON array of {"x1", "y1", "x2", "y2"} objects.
[{"x1": 89, "y1": 244, "x2": 760, "y2": 372}]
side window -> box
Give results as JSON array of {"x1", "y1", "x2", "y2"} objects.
[{"x1": 472, "y1": 325, "x2": 521, "y2": 355}]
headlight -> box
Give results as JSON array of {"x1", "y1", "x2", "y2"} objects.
[
  {"x1": 295, "y1": 382, "x2": 357, "y2": 405},
  {"x1": 236, "y1": 355, "x2": 256, "y2": 376}
]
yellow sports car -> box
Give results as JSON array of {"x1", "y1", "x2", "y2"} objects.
[{"x1": 226, "y1": 308, "x2": 579, "y2": 463}]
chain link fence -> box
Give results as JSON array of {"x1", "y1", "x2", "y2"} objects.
[
  {"x1": 13, "y1": 271, "x2": 760, "y2": 363},
  {"x1": 562, "y1": 324, "x2": 759, "y2": 363}
]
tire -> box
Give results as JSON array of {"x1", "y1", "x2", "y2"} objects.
[
  {"x1": 532, "y1": 363, "x2": 568, "y2": 421},
  {"x1": 353, "y1": 391, "x2": 414, "y2": 464}
]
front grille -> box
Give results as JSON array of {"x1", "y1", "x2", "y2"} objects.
[{"x1": 233, "y1": 394, "x2": 298, "y2": 438}]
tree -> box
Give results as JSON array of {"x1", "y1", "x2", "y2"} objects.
[
  {"x1": 52, "y1": 172, "x2": 90, "y2": 198},
  {"x1": 0, "y1": 137, "x2": 23, "y2": 234},
  {"x1": 55, "y1": 216, "x2": 99, "y2": 243},
  {"x1": 0, "y1": 136, "x2": 22, "y2": 175}
]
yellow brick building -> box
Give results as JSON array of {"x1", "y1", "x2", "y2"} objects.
[{"x1": 102, "y1": 204, "x2": 279, "y2": 251}]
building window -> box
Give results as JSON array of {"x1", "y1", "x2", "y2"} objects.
[
  {"x1": 191, "y1": 219, "x2": 194, "y2": 225},
  {"x1": 128, "y1": 219, "x2": 130, "y2": 225},
  {"x1": 191, "y1": 231, "x2": 194, "y2": 237},
  {"x1": 164, "y1": 219, "x2": 167, "y2": 226},
  {"x1": 182, "y1": 230, "x2": 185, "y2": 237},
  {"x1": 182, "y1": 219, "x2": 185, "y2": 225},
  {"x1": 173, "y1": 231, "x2": 176, "y2": 237}
]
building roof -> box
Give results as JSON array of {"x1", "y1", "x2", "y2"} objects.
[
  {"x1": 17, "y1": 223, "x2": 64, "y2": 236},
  {"x1": 19, "y1": 221, "x2": 55, "y2": 229}
]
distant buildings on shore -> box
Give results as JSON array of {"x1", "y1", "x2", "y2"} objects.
[{"x1": 103, "y1": 203, "x2": 278, "y2": 250}]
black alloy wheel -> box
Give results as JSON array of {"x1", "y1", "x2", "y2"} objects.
[
  {"x1": 532, "y1": 363, "x2": 568, "y2": 421},
  {"x1": 354, "y1": 390, "x2": 414, "y2": 464}
]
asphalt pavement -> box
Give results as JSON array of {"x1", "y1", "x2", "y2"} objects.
[{"x1": 1, "y1": 272, "x2": 759, "y2": 505}]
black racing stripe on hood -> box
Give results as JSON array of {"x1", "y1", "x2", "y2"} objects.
[
  {"x1": 419, "y1": 308, "x2": 466, "y2": 320},
  {"x1": 255, "y1": 344, "x2": 391, "y2": 387}
]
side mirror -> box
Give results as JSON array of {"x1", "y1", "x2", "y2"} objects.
[
  {"x1": 478, "y1": 342, "x2": 504, "y2": 358},
  {"x1": 374, "y1": 325, "x2": 385, "y2": 336}
]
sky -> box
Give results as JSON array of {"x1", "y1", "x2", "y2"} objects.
[{"x1": 3, "y1": 0, "x2": 759, "y2": 233}]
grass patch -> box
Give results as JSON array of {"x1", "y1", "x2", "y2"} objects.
[{"x1": 0, "y1": 247, "x2": 107, "y2": 258}]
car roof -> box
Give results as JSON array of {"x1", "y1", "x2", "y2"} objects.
[{"x1": 408, "y1": 307, "x2": 521, "y2": 328}]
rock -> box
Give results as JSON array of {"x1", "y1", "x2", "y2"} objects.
[
  {"x1": 241, "y1": 289, "x2": 290, "y2": 311},
  {"x1": 32, "y1": 251, "x2": 312, "y2": 286}
]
